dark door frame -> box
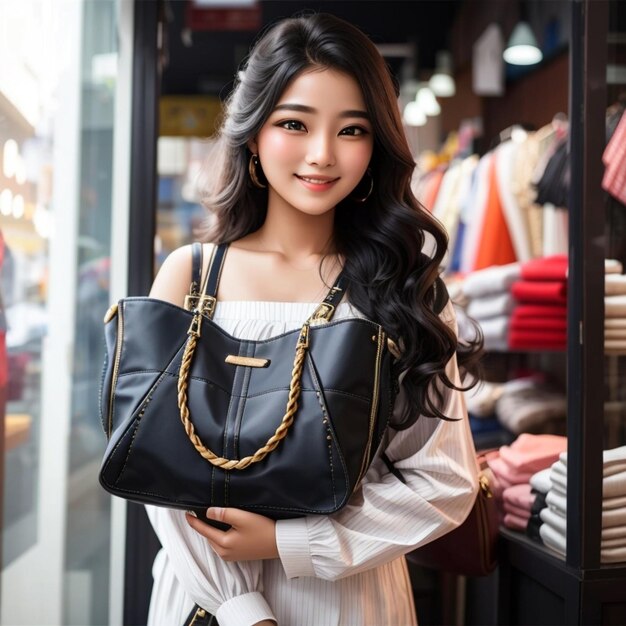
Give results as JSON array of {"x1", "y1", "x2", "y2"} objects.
[{"x1": 124, "y1": 0, "x2": 163, "y2": 623}]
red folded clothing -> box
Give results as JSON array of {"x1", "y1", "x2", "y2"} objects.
[
  {"x1": 510, "y1": 317, "x2": 567, "y2": 332},
  {"x1": 511, "y1": 280, "x2": 567, "y2": 304},
  {"x1": 512, "y1": 304, "x2": 567, "y2": 319},
  {"x1": 509, "y1": 329, "x2": 566, "y2": 350},
  {"x1": 520, "y1": 255, "x2": 568, "y2": 282}
]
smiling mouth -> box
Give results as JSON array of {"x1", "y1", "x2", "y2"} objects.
[{"x1": 295, "y1": 175, "x2": 340, "y2": 184}]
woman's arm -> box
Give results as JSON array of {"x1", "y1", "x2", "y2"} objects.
[
  {"x1": 147, "y1": 506, "x2": 276, "y2": 624},
  {"x1": 275, "y1": 302, "x2": 479, "y2": 581}
]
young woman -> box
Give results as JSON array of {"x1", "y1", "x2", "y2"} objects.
[{"x1": 147, "y1": 13, "x2": 482, "y2": 626}]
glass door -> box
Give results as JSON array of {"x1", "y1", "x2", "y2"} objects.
[{"x1": 0, "y1": 1, "x2": 132, "y2": 623}]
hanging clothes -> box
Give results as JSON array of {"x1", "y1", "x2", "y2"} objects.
[
  {"x1": 603, "y1": 107, "x2": 626, "y2": 206},
  {"x1": 473, "y1": 156, "x2": 517, "y2": 270},
  {"x1": 535, "y1": 139, "x2": 569, "y2": 209},
  {"x1": 460, "y1": 152, "x2": 493, "y2": 273},
  {"x1": 495, "y1": 141, "x2": 532, "y2": 262},
  {"x1": 513, "y1": 124, "x2": 557, "y2": 258}
]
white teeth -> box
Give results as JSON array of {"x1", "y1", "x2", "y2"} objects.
[{"x1": 300, "y1": 176, "x2": 334, "y2": 184}]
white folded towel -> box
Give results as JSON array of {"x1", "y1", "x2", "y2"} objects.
[
  {"x1": 558, "y1": 446, "x2": 626, "y2": 474},
  {"x1": 606, "y1": 296, "x2": 626, "y2": 317},
  {"x1": 463, "y1": 263, "x2": 521, "y2": 299},
  {"x1": 540, "y1": 507, "x2": 626, "y2": 542},
  {"x1": 605, "y1": 340, "x2": 626, "y2": 353},
  {"x1": 530, "y1": 468, "x2": 552, "y2": 494},
  {"x1": 605, "y1": 329, "x2": 626, "y2": 340},
  {"x1": 549, "y1": 475, "x2": 626, "y2": 510},
  {"x1": 540, "y1": 506, "x2": 566, "y2": 533},
  {"x1": 540, "y1": 519, "x2": 626, "y2": 562},
  {"x1": 550, "y1": 463, "x2": 626, "y2": 500},
  {"x1": 539, "y1": 521, "x2": 566, "y2": 556},
  {"x1": 606, "y1": 274, "x2": 626, "y2": 295},
  {"x1": 545, "y1": 490, "x2": 626, "y2": 527},
  {"x1": 468, "y1": 292, "x2": 515, "y2": 320},
  {"x1": 478, "y1": 316, "x2": 510, "y2": 351},
  {"x1": 606, "y1": 259, "x2": 624, "y2": 275},
  {"x1": 605, "y1": 318, "x2": 626, "y2": 330}
]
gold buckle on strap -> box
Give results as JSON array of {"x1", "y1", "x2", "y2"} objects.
[
  {"x1": 310, "y1": 302, "x2": 335, "y2": 325},
  {"x1": 184, "y1": 294, "x2": 217, "y2": 318}
]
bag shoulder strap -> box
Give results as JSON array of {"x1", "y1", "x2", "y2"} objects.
[
  {"x1": 197, "y1": 242, "x2": 348, "y2": 324},
  {"x1": 308, "y1": 272, "x2": 347, "y2": 324},
  {"x1": 190, "y1": 242, "x2": 203, "y2": 295},
  {"x1": 202, "y1": 242, "x2": 229, "y2": 299}
]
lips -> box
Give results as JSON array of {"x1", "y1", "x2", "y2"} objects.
[
  {"x1": 295, "y1": 174, "x2": 340, "y2": 193},
  {"x1": 296, "y1": 174, "x2": 340, "y2": 184}
]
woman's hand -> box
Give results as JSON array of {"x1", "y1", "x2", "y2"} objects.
[{"x1": 185, "y1": 507, "x2": 279, "y2": 562}]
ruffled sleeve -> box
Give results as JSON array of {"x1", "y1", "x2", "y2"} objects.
[{"x1": 275, "y1": 301, "x2": 479, "y2": 581}]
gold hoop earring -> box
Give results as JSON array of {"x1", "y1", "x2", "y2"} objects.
[
  {"x1": 351, "y1": 168, "x2": 373, "y2": 203},
  {"x1": 249, "y1": 154, "x2": 267, "y2": 189}
]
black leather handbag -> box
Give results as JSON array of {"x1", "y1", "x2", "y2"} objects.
[{"x1": 99, "y1": 242, "x2": 397, "y2": 519}]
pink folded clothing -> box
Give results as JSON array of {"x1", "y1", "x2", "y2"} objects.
[
  {"x1": 500, "y1": 433, "x2": 567, "y2": 474},
  {"x1": 503, "y1": 502, "x2": 531, "y2": 520},
  {"x1": 511, "y1": 280, "x2": 567, "y2": 304},
  {"x1": 508, "y1": 329, "x2": 566, "y2": 350},
  {"x1": 520, "y1": 255, "x2": 568, "y2": 282},
  {"x1": 488, "y1": 456, "x2": 534, "y2": 486},
  {"x1": 503, "y1": 513, "x2": 529, "y2": 531},
  {"x1": 513, "y1": 304, "x2": 567, "y2": 319},
  {"x1": 502, "y1": 483, "x2": 535, "y2": 510},
  {"x1": 510, "y1": 317, "x2": 567, "y2": 332},
  {"x1": 499, "y1": 434, "x2": 568, "y2": 473},
  {"x1": 482, "y1": 450, "x2": 506, "y2": 499}
]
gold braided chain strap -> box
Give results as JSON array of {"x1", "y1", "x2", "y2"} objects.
[{"x1": 177, "y1": 312, "x2": 310, "y2": 470}]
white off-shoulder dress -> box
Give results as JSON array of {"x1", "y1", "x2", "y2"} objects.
[{"x1": 146, "y1": 300, "x2": 478, "y2": 626}]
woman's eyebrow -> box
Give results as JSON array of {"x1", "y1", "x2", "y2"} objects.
[{"x1": 273, "y1": 103, "x2": 369, "y2": 119}]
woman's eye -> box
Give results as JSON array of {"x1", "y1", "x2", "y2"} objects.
[
  {"x1": 340, "y1": 126, "x2": 369, "y2": 136},
  {"x1": 278, "y1": 120, "x2": 305, "y2": 131}
]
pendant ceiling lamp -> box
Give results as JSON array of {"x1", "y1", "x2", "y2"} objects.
[
  {"x1": 429, "y1": 51, "x2": 456, "y2": 97},
  {"x1": 416, "y1": 85, "x2": 441, "y2": 116},
  {"x1": 503, "y1": 20, "x2": 543, "y2": 65},
  {"x1": 403, "y1": 101, "x2": 427, "y2": 127}
]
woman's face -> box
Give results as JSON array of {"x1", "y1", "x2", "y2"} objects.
[{"x1": 249, "y1": 68, "x2": 374, "y2": 217}]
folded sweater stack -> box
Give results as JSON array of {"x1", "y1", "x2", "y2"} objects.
[
  {"x1": 605, "y1": 259, "x2": 626, "y2": 355},
  {"x1": 527, "y1": 468, "x2": 552, "y2": 540},
  {"x1": 462, "y1": 263, "x2": 521, "y2": 351},
  {"x1": 494, "y1": 375, "x2": 567, "y2": 435},
  {"x1": 465, "y1": 380, "x2": 509, "y2": 448},
  {"x1": 486, "y1": 434, "x2": 568, "y2": 529},
  {"x1": 540, "y1": 446, "x2": 626, "y2": 563},
  {"x1": 509, "y1": 255, "x2": 568, "y2": 351},
  {"x1": 502, "y1": 483, "x2": 535, "y2": 531}
]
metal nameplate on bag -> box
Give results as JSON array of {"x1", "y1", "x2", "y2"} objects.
[{"x1": 225, "y1": 355, "x2": 270, "y2": 368}]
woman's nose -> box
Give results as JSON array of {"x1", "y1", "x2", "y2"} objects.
[{"x1": 305, "y1": 133, "x2": 336, "y2": 167}]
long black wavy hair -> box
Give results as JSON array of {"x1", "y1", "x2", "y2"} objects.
[{"x1": 201, "y1": 12, "x2": 483, "y2": 428}]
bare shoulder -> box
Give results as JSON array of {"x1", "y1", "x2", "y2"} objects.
[{"x1": 149, "y1": 243, "x2": 216, "y2": 306}]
